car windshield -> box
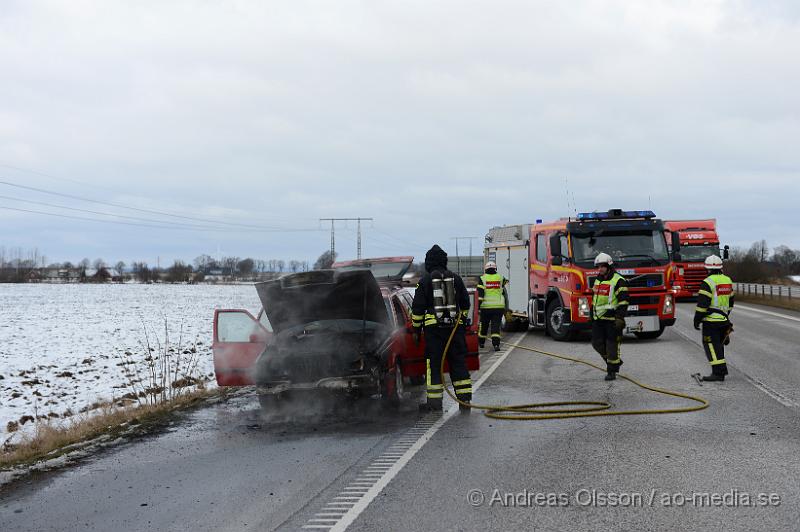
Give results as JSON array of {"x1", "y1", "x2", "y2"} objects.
[
  {"x1": 678, "y1": 244, "x2": 720, "y2": 262},
  {"x1": 571, "y1": 230, "x2": 670, "y2": 266}
]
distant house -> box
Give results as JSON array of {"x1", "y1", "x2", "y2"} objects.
[
  {"x1": 37, "y1": 268, "x2": 82, "y2": 283},
  {"x1": 81, "y1": 267, "x2": 122, "y2": 283}
]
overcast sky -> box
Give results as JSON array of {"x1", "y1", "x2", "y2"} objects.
[{"x1": 1, "y1": 0, "x2": 798, "y2": 266}]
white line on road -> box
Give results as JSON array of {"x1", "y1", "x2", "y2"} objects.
[
  {"x1": 670, "y1": 326, "x2": 799, "y2": 408},
  {"x1": 309, "y1": 333, "x2": 527, "y2": 532},
  {"x1": 734, "y1": 304, "x2": 800, "y2": 323}
]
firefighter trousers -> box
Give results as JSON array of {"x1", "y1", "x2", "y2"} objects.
[
  {"x1": 591, "y1": 319, "x2": 623, "y2": 373},
  {"x1": 424, "y1": 325, "x2": 472, "y2": 402},
  {"x1": 702, "y1": 322, "x2": 729, "y2": 376},
  {"x1": 479, "y1": 308, "x2": 504, "y2": 347}
]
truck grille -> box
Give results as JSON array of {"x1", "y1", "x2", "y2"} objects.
[{"x1": 588, "y1": 273, "x2": 664, "y2": 289}]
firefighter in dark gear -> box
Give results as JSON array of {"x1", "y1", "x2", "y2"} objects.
[
  {"x1": 477, "y1": 261, "x2": 509, "y2": 352},
  {"x1": 590, "y1": 253, "x2": 630, "y2": 381},
  {"x1": 411, "y1": 245, "x2": 472, "y2": 412},
  {"x1": 693, "y1": 255, "x2": 734, "y2": 382}
]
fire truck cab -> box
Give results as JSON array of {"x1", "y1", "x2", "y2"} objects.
[{"x1": 527, "y1": 209, "x2": 677, "y2": 341}]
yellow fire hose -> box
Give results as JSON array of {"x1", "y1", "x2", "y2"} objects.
[{"x1": 438, "y1": 319, "x2": 709, "y2": 420}]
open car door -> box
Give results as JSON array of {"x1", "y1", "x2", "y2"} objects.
[{"x1": 212, "y1": 309, "x2": 272, "y2": 386}]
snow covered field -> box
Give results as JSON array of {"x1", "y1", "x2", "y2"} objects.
[{"x1": 1, "y1": 284, "x2": 261, "y2": 438}]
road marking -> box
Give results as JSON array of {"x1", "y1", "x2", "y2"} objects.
[
  {"x1": 670, "y1": 326, "x2": 798, "y2": 408},
  {"x1": 300, "y1": 333, "x2": 527, "y2": 532},
  {"x1": 734, "y1": 304, "x2": 800, "y2": 323}
]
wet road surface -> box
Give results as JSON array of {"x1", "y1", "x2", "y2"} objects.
[{"x1": 1, "y1": 304, "x2": 799, "y2": 531}]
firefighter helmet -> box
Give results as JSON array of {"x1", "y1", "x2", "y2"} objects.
[
  {"x1": 594, "y1": 253, "x2": 614, "y2": 266},
  {"x1": 484, "y1": 261, "x2": 497, "y2": 270},
  {"x1": 704, "y1": 255, "x2": 723, "y2": 270}
]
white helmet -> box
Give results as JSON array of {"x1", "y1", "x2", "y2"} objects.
[
  {"x1": 594, "y1": 253, "x2": 613, "y2": 266},
  {"x1": 484, "y1": 261, "x2": 497, "y2": 270},
  {"x1": 704, "y1": 255, "x2": 723, "y2": 270}
]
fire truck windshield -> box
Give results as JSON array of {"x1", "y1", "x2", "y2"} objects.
[
  {"x1": 571, "y1": 230, "x2": 670, "y2": 267},
  {"x1": 678, "y1": 244, "x2": 720, "y2": 262}
]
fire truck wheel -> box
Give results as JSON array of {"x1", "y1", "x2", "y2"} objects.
[
  {"x1": 634, "y1": 326, "x2": 666, "y2": 340},
  {"x1": 546, "y1": 299, "x2": 576, "y2": 341}
]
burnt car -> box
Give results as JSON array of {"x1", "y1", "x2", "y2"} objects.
[{"x1": 212, "y1": 257, "x2": 480, "y2": 409}]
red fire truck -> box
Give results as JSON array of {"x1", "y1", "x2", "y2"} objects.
[
  {"x1": 490, "y1": 209, "x2": 677, "y2": 340},
  {"x1": 664, "y1": 219, "x2": 726, "y2": 299}
]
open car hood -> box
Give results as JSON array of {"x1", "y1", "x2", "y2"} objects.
[
  {"x1": 331, "y1": 256, "x2": 414, "y2": 281},
  {"x1": 255, "y1": 269, "x2": 390, "y2": 332}
]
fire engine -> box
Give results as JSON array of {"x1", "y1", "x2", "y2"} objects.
[
  {"x1": 485, "y1": 209, "x2": 677, "y2": 341},
  {"x1": 664, "y1": 219, "x2": 728, "y2": 299}
]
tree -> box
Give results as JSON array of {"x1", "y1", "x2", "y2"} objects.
[
  {"x1": 80, "y1": 258, "x2": 91, "y2": 269},
  {"x1": 62, "y1": 261, "x2": 74, "y2": 269},
  {"x1": 222, "y1": 256, "x2": 239, "y2": 276},
  {"x1": 166, "y1": 260, "x2": 193, "y2": 283},
  {"x1": 267, "y1": 259, "x2": 278, "y2": 272},
  {"x1": 237, "y1": 258, "x2": 255, "y2": 275},
  {"x1": 93, "y1": 258, "x2": 106, "y2": 269},
  {"x1": 772, "y1": 245, "x2": 799, "y2": 275},
  {"x1": 313, "y1": 250, "x2": 337, "y2": 270},
  {"x1": 194, "y1": 254, "x2": 215, "y2": 272},
  {"x1": 289, "y1": 260, "x2": 301, "y2": 273},
  {"x1": 750, "y1": 240, "x2": 769, "y2": 263},
  {"x1": 276, "y1": 260, "x2": 285, "y2": 272},
  {"x1": 132, "y1": 262, "x2": 153, "y2": 283},
  {"x1": 115, "y1": 261, "x2": 126, "y2": 278}
]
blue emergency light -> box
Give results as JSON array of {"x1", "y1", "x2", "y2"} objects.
[{"x1": 576, "y1": 209, "x2": 656, "y2": 221}]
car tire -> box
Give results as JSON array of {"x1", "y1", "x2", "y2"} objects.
[
  {"x1": 545, "y1": 298, "x2": 576, "y2": 341},
  {"x1": 383, "y1": 362, "x2": 406, "y2": 406}
]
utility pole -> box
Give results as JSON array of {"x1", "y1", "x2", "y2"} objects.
[
  {"x1": 319, "y1": 217, "x2": 374, "y2": 259},
  {"x1": 451, "y1": 236, "x2": 479, "y2": 275}
]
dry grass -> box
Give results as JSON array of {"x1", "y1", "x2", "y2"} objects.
[
  {"x1": 1, "y1": 386, "x2": 224, "y2": 469},
  {"x1": 2, "y1": 317, "x2": 220, "y2": 471},
  {"x1": 736, "y1": 293, "x2": 800, "y2": 313}
]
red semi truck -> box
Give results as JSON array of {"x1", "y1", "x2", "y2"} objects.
[
  {"x1": 488, "y1": 209, "x2": 677, "y2": 340},
  {"x1": 664, "y1": 219, "x2": 726, "y2": 299}
]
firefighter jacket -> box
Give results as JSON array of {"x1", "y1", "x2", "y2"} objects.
[
  {"x1": 477, "y1": 273, "x2": 508, "y2": 310},
  {"x1": 411, "y1": 268, "x2": 470, "y2": 329},
  {"x1": 592, "y1": 271, "x2": 630, "y2": 320},
  {"x1": 694, "y1": 273, "x2": 735, "y2": 325}
]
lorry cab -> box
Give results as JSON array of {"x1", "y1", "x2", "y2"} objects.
[
  {"x1": 664, "y1": 220, "x2": 725, "y2": 298},
  {"x1": 527, "y1": 209, "x2": 676, "y2": 341}
]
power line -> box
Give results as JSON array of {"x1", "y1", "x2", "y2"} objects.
[
  {"x1": 0, "y1": 194, "x2": 243, "y2": 231},
  {"x1": 0, "y1": 178, "x2": 304, "y2": 231},
  {"x1": 0, "y1": 205, "x2": 321, "y2": 233}
]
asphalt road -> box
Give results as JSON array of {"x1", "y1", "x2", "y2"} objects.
[{"x1": 2, "y1": 303, "x2": 799, "y2": 531}]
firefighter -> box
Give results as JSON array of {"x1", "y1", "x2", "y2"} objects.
[
  {"x1": 693, "y1": 255, "x2": 734, "y2": 382},
  {"x1": 590, "y1": 253, "x2": 630, "y2": 381},
  {"x1": 411, "y1": 245, "x2": 473, "y2": 412},
  {"x1": 477, "y1": 261, "x2": 509, "y2": 352}
]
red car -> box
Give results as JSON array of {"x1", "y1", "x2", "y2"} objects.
[{"x1": 212, "y1": 257, "x2": 480, "y2": 408}]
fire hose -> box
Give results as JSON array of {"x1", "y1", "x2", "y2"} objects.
[{"x1": 438, "y1": 316, "x2": 709, "y2": 420}]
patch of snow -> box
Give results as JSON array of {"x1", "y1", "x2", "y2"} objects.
[{"x1": 0, "y1": 284, "x2": 260, "y2": 439}]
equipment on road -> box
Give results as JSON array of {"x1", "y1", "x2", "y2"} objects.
[
  {"x1": 691, "y1": 373, "x2": 704, "y2": 386},
  {"x1": 433, "y1": 312, "x2": 709, "y2": 420}
]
